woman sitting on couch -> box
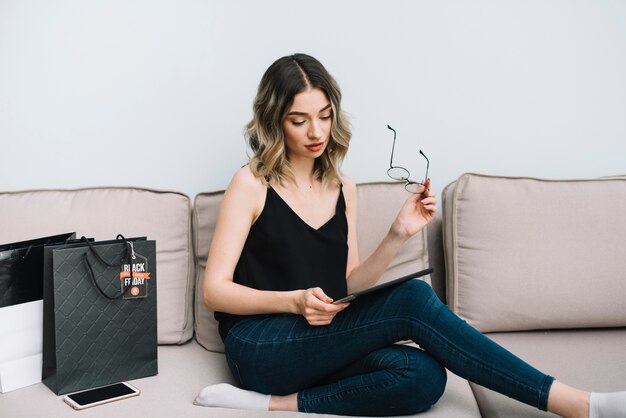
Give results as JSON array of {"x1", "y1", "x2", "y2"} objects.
[{"x1": 196, "y1": 53, "x2": 624, "y2": 418}]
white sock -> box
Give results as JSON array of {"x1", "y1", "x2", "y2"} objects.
[
  {"x1": 589, "y1": 391, "x2": 626, "y2": 418},
  {"x1": 194, "y1": 383, "x2": 271, "y2": 411}
]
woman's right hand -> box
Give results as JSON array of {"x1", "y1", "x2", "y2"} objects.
[
  {"x1": 389, "y1": 178, "x2": 436, "y2": 241},
  {"x1": 296, "y1": 287, "x2": 349, "y2": 326}
]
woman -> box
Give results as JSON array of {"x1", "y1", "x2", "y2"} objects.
[{"x1": 196, "y1": 53, "x2": 624, "y2": 417}]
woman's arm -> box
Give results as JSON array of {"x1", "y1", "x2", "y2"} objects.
[
  {"x1": 202, "y1": 166, "x2": 347, "y2": 325},
  {"x1": 344, "y1": 179, "x2": 436, "y2": 294},
  {"x1": 202, "y1": 166, "x2": 297, "y2": 315}
]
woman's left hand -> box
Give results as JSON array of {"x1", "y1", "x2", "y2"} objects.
[{"x1": 390, "y1": 178, "x2": 436, "y2": 241}]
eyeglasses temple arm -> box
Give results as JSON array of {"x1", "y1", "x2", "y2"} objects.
[
  {"x1": 419, "y1": 149, "x2": 430, "y2": 181},
  {"x1": 387, "y1": 125, "x2": 397, "y2": 167}
]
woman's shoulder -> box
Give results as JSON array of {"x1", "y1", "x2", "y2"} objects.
[
  {"x1": 341, "y1": 174, "x2": 357, "y2": 208},
  {"x1": 341, "y1": 174, "x2": 356, "y2": 190},
  {"x1": 224, "y1": 165, "x2": 267, "y2": 213},
  {"x1": 229, "y1": 165, "x2": 266, "y2": 193}
]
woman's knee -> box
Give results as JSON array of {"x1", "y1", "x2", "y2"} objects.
[
  {"x1": 388, "y1": 346, "x2": 447, "y2": 414},
  {"x1": 391, "y1": 279, "x2": 439, "y2": 312}
]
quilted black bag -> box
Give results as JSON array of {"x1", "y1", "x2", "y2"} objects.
[{"x1": 42, "y1": 235, "x2": 158, "y2": 395}]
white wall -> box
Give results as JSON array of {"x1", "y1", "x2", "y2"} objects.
[{"x1": 1, "y1": 0, "x2": 625, "y2": 200}]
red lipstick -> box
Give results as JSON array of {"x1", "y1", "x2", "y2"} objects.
[{"x1": 306, "y1": 142, "x2": 324, "y2": 152}]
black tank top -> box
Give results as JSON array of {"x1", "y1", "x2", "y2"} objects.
[{"x1": 214, "y1": 186, "x2": 349, "y2": 341}]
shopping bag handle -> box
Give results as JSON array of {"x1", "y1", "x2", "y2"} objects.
[{"x1": 81, "y1": 235, "x2": 134, "y2": 301}]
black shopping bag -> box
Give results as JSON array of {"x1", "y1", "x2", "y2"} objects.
[
  {"x1": 0, "y1": 233, "x2": 75, "y2": 393},
  {"x1": 0, "y1": 233, "x2": 76, "y2": 308},
  {"x1": 42, "y1": 235, "x2": 158, "y2": 395}
]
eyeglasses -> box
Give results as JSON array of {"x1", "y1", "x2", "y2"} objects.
[{"x1": 387, "y1": 125, "x2": 429, "y2": 194}]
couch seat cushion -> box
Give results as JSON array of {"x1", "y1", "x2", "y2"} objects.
[
  {"x1": 470, "y1": 328, "x2": 626, "y2": 418},
  {"x1": 0, "y1": 341, "x2": 481, "y2": 418}
]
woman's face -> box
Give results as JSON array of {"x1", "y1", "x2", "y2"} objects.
[{"x1": 282, "y1": 87, "x2": 332, "y2": 161}]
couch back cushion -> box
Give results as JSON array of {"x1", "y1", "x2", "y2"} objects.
[
  {"x1": 193, "y1": 191, "x2": 225, "y2": 353},
  {"x1": 0, "y1": 187, "x2": 194, "y2": 344},
  {"x1": 442, "y1": 174, "x2": 626, "y2": 332},
  {"x1": 194, "y1": 182, "x2": 431, "y2": 353}
]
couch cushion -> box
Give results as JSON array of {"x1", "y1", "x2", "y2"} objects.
[
  {"x1": 442, "y1": 174, "x2": 626, "y2": 332},
  {"x1": 192, "y1": 191, "x2": 225, "y2": 353},
  {"x1": 0, "y1": 187, "x2": 194, "y2": 344},
  {"x1": 426, "y1": 216, "x2": 446, "y2": 302},
  {"x1": 193, "y1": 182, "x2": 431, "y2": 353},
  {"x1": 355, "y1": 182, "x2": 431, "y2": 284},
  {"x1": 470, "y1": 328, "x2": 626, "y2": 418},
  {"x1": 0, "y1": 341, "x2": 481, "y2": 418}
]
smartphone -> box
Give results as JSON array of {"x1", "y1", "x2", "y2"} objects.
[{"x1": 63, "y1": 382, "x2": 140, "y2": 410}]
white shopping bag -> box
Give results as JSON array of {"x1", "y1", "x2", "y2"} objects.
[
  {"x1": 0, "y1": 233, "x2": 74, "y2": 393},
  {"x1": 0, "y1": 300, "x2": 43, "y2": 393}
]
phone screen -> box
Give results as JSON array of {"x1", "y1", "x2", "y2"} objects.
[{"x1": 66, "y1": 383, "x2": 136, "y2": 406}]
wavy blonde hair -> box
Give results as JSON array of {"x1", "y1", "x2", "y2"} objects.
[{"x1": 245, "y1": 53, "x2": 351, "y2": 187}]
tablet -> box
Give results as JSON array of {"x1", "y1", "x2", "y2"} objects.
[{"x1": 333, "y1": 267, "x2": 434, "y2": 304}]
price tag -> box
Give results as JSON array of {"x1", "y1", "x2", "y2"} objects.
[{"x1": 119, "y1": 242, "x2": 151, "y2": 299}]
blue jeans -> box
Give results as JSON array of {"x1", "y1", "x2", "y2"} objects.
[{"x1": 223, "y1": 280, "x2": 554, "y2": 416}]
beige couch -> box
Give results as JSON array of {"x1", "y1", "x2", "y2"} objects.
[{"x1": 0, "y1": 174, "x2": 624, "y2": 418}]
